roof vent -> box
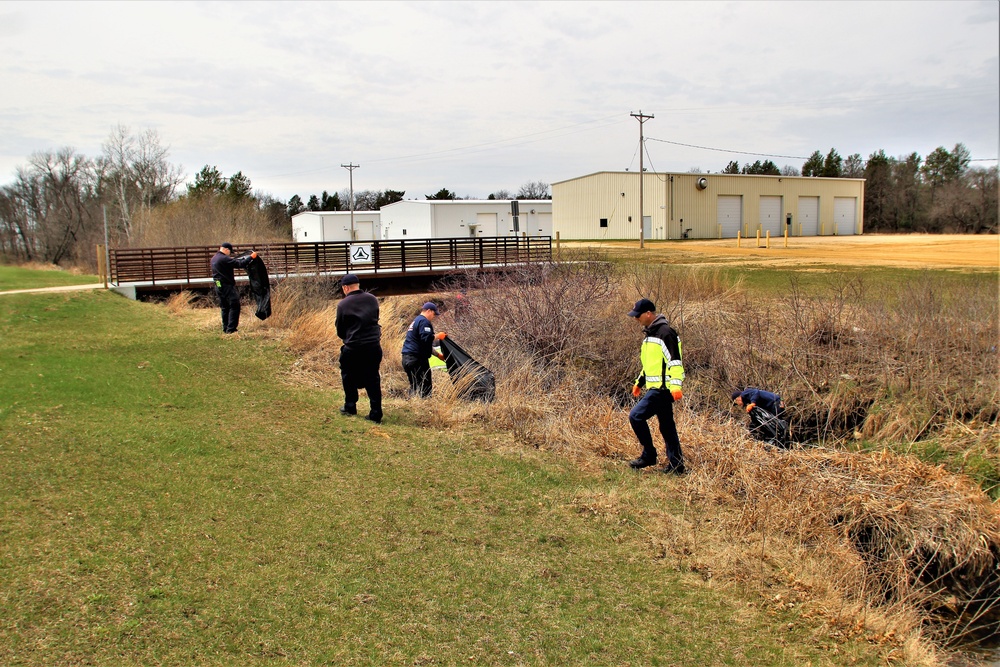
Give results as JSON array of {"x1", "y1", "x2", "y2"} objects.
[{"x1": 696, "y1": 177, "x2": 708, "y2": 190}]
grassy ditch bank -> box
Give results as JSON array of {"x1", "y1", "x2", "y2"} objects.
[
  {"x1": 0, "y1": 290, "x2": 892, "y2": 666},
  {"x1": 0, "y1": 263, "x2": 100, "y2": 291},
  {"x1": 217, "y1": 255, "x2": 997, "y2": 664}
]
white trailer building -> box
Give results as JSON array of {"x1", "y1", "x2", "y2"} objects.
[
  {"x1": 291, "y1": 211, "x2": 382, "y2": 243},
  {"x1": 379, "y1": 200, "x2": 552, "y2": 240}
]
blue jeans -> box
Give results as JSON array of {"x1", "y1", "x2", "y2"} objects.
[{"x1": 629, "y1": 388, "x2": 683, "y2": 468}]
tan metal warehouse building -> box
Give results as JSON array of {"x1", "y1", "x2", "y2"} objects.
[{"x1": 551, "y1": 171, "x2": 865, "y2": 240}]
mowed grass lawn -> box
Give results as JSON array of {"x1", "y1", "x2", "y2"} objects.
[
  {"x1": 0, "y1": 265, "x2": 101, "y2": 291},
  {"x1": 0, "y1": 290, "x2": 886, "y2": 666}
]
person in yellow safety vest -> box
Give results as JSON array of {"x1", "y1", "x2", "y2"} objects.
[{"x1": 627, "y1": 298, "x2": 686, "y2": 474}]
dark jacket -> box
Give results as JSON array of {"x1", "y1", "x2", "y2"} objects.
[
  {"x1": 401, "y1": 314, "x2": 436, "y2": 358},
  {"x1": 211, "y1": 251, "x2": 253, "y2": 286},
  {"x1": 739, "y1": 388, "x2": 783, "y2": 415},
  {"x1": 335, "y1": 290, "x2": 382, "y2": 350}
]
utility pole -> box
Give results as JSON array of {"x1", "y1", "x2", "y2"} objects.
[
  {"x1": 341, "y1": 163, "x2": 359, "y2": 240},
  {"x1": 630, "y1": 111, "x2": 653, "y2": 249}
]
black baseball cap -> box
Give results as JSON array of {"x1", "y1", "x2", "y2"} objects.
[{"x1": 628, "y1": 298, "x2": 655, "y2": 317}]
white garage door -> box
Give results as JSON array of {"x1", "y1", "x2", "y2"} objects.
[
  {"x1": 798, "y1": 197, "x2": 819, "y2": 236},
  {"x1": 759, "y1": 196, "x2": 782, "y2": 236},
  {"x1": 476, "y1": 212, "x2": 498, "y2": 237},
  {"x1": 717, "y1": 195, "x2": 742, "y2": 238},
  {"x1": 353, "y1": 220, "x2": 375, "y2": 241},
  {"x1": 834, "y1": 198, "x2": 857, "y2": 235}
]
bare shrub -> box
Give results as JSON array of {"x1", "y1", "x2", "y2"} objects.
[{"x1": 132, "y1": 196, "x2": 287, "y2": 248}]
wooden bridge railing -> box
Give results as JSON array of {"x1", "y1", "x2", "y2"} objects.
[{"x1": 108, "y1": 236, "x2": 553, "y2": 286}]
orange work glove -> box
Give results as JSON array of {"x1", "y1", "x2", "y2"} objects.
[
  {"x1": 632, "y1": 385, "x2": 641, "y2": 398},
  {"x1": 746, "y1": 402, "x2": 755, "y2": 413},
  {"x1": 435, "y1": 332, "x2": 447, "y2": 340},
  {"x1": 671, "y1": 389, "x2": 683, "y2": 401},
  {"x1": 250, "y1": 251, "x2": 258, "y2": 259}
]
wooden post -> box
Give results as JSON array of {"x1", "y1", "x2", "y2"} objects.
[
  {"x1": 96, "y1": 244, "x2": 107, "y2": 288},
  {"x1": 555, "y1": 231, "x2": 561, "y2": 262},
  {"x1": 784, "y1": 227, "x2": 788, "y2": 248},
  {"x1": 736, "y1": 230, "x2": 741, "y2": 248}
]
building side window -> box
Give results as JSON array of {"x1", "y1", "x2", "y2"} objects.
[{"x1": 600, "y1": 218, "x2": 608, "y2": 228}]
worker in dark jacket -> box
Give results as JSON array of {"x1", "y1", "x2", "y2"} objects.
[
  {"x1": 627, "y1": 298, "x2": 686, "y2": 474},
  {"x1": 335, "y1": 273, "x2": 383, "y2": 423},
  {"x1": 401, "y1": 302, "x2": 446, "y2": 398},
  {"x1": 732, "y1": 387, "x2": 789, "y2": 447},
  {"x1": 210, "y1": 242, "x2": 257, "y2": 334}
]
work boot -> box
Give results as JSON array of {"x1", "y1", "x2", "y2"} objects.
[
  {"x1": 366, "y1": 411, "x2": 382, "y2": 424},
  {"x1": 629, "y1": 457, "x2": 656, "y2": 470},
  {"x1": 662, "y1": 463, "x2": 686, "y2": 475},
  {"x1": 339, "y1": 404, "x2": 357, "y2": 416}
]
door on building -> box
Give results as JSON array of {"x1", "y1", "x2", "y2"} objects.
[
  {"x1": 759, "y1": 196, "x2": 782, "y2": 237},
  {"x1": 353, "y1": 221, "x2": 375, "y2": 241},
  {"x1": 476, "y1": 212, "x2": 498, "y2": 237},
  {"x1": 798, "y1": 197, "x2": 819, "y2": 236},
  {"x1": 833, "y1": 198, "x2": 857, "y2": 235},
  {"x1": 643, "y1": 216, "x2": 652, "y2": 241},
  {"x1": 717, "y1": 195, "x2": 742, "y2": 238}
]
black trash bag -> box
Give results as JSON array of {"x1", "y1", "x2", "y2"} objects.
[
  {"x1": 439, "y1": 336, "x2": 495, "y2": 402},
  {"x1": 237, "y1": 252, "x2": 272, "y2": 320},
  {"x1": 748, "y1": 406, "x2": 791, "y2": 448}
]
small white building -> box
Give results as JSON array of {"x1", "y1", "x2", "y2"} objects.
[
  {"x1": 379, "y1": 200, "x2": 552, "y2": 240},
  {"x1": 292, "y1": 211, "x2": 382, "y2": 243}
]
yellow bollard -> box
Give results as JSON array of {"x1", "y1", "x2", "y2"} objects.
[
  {"x1": 766, "y1": 230, "x2": 771, "y2": 249},
  {"x1": 784, "y1": 227, "x2": 788, "y2": 248},
  {"x1": 737, "y1": 230, "x2": 741, "y2": 248},
  {"x1": 756, "y1": 229, "x2": 761, "y2": 248}
]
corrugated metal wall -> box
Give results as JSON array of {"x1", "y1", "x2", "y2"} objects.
[{"x1": 552, "y1": 172, "x2": 865, "y2": 239}]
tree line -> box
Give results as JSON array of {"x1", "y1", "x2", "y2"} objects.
[
  {"x1": 716, "y1": 144, "x2": 997, "y2": 233},
  {"x1": 0, "y1": 126, "x2": 994, "y2": 271}
]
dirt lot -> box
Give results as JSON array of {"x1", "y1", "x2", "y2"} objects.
[{"x1": 562, "y1": 233, "x2": 999, "y2": 270}]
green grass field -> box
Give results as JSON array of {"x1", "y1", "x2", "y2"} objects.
[
  {"x1": 0, "y1": 288, "x2": 888, "y2": 666},
  {"x1": 0, "y1": 264, "x2": 101, "y2": 291}
]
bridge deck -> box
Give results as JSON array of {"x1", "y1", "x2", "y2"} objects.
[{"x1": 107, "y1": 237, "x2": 552, "y2": 292}]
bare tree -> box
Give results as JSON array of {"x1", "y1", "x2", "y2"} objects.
[
  {"x1": 101, "y1": 125, "x2": 184, "y2": 242},
  {"x1": 3, "y1": 149, "x2": 99, "y2": 264},
  {"x1": 516, "y1": 180, "x2": 550, "y2": 199}
]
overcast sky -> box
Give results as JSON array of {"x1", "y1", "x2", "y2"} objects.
[{"x1": 1, "y1": 1, "x2": 997, "y2": 201}]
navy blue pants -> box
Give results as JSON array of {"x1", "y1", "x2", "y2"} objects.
[
  {"x1": 629, "y1": 388, "x2": 684, "y2": 468},
  {"x1": 402, "y1": 354, "x2": 432, "y2": 398}
]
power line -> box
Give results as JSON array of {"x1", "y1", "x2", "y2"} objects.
[{"x1": 646, "y1": 136, "x2": 809, "y2": 160}]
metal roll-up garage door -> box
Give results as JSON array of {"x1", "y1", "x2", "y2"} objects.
[
  {"x1": 833, "y1": 197, "x2": 857, "y2": 235},
  {"x1": 798, "y1": 197, "x2": 819, "y2": 236},
  {"x1": 717, "y1": 195, "x2": 742, "y2": 238},
  {"x1": 759, "y1": 196, "x2": 782, "y2": 236}
]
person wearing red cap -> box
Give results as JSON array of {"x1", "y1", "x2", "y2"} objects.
[{"x1": 627, "y1": 298, "x2": 686, "y2": 474}]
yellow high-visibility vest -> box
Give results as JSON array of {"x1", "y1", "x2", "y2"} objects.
[{"x1": 635, "y1": 336, "x2": 684, "y2": 390}]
